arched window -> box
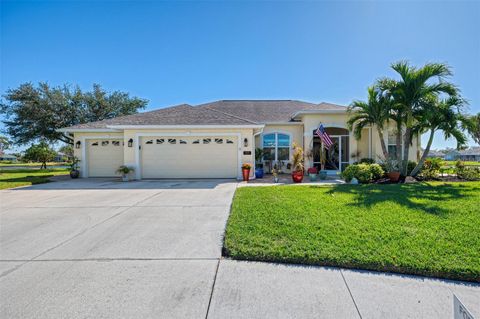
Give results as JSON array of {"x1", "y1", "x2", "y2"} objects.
[{"x1": 262, "y1": 133, "x2": 291, "y2": 161}]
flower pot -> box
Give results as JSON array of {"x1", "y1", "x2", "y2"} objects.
[
  {"x1": 308, "y1": 173, "x2": 317, "y2": 182},
  {"x1": 242, "y1": 168, "x2": 251, "y2": 182},
  {"x1": 273, "y1": 176, "x2": 279, "y2": 183},
  {"x1": 319, "y1": 171, "x2": 327, "y2": 180},
  {"x1": 255, "y1": 168, "x2": 264, "y2": 179},
  {"x1": 122, "y1": 174, "x2": 129, "y2": 182},
  {"x1": 70, "y1": 170, "x2": 80, "y2": 179},
  {"x1": 388, "y1": 172, "x2": 401, "y2": 182},
  {"x1": 292, "y1": 171, "x2": 304, "y2": 183}
]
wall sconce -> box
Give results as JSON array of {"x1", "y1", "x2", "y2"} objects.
[
  {"x1": 75, "y1": 141, "x2": 81, "y2": 149},
  {"x1": 243, "y1": 138, "x2": 248, "y2": 148},
  {"x1": 128, "y1": 138, "x2": 133, "y2": 147}
]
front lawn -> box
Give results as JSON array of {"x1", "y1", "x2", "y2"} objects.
[
  {"x1": 0, "y1": 168, "x2": 69, "y2": 189},
  {"x1": 224, "y1": 182, "x2": 480, "y2": 282}
]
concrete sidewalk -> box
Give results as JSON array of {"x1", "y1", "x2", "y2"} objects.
[{"x1": 1, "y1": 178, "x2": 479, "y2": 318}]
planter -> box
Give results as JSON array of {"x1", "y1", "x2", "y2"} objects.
[
  {"x1": 69, "y1": 170, "x2": 80, "y2": 179},
  {"x1": 387, "y1": 172, "x2": 401, "y2": 182},
  {"x1": 292, "y1": 171, "x2": 304, "y2": 183},
  {"x1": 255, "y1": 167, "x2": 264, "y2": 179},
  {"x1": 308, "y1": 173, "x2": 318, "y2": 182},
  {"x1": 242, "y1": 168, "x2": 251, "y2": 182},
  {"x1": 273, "y1": 175, "x2": 279, "y2": 183},
  {"x1": 319, "y1": 171, "x2": 327, "y2": 180},
  {"x1": 122, "y1": 174, "x2": 129, "y2": 182}
]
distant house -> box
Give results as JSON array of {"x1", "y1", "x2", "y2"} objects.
[
  {"x1": 427, "y1": 149, "x2": 445, "y2": 158},
  {"x1": 54, "y1": 152, "x2": 67, "y2": 162},
  {"x1": 444, "y1": 149, "x2": 461, "y2": 161},
  {"x1": 458, "y1": 147, "x2": 480, "y2": 162},
  {"x1": 0, "y1": 154, "x2": 18, "y2": 162}
]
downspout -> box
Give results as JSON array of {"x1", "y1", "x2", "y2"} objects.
[{"x1": 252, "y1": 127, "x2": 265, "y2": 180}]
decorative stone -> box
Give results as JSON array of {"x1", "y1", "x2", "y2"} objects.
[
  {"x1": 350, "y1": 177, "x2": 359, "y2": 184},
  {"x1": 404, "y1": 176, "x2": 417, "y2": 183}
]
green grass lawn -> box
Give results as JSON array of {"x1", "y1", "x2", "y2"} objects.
[
  {"x1": 0, "y1": 162, "x2": 68, "y2": 167},
  {"x1": 0, "y1": 168, "x2": 69, "y2": 189},
  {"x1": 224, "y1": 182, "x2": 480, "y2": 282}
]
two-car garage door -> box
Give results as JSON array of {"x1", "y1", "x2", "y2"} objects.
[{"x1": 140, "y1": 136, "x2": 238, "y2": 178}]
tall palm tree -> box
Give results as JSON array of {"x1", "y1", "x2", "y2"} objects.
[
  {"x1": 347, "y1": 86, "x2": 392, "y2": 159},
  {"x1": 378, "y1": 61, "x2": 458, "y2": 175},
  {"x1": 462, "y1": 113, "x2": 480, "y2": 145},
  {"x1": 410, "y1": 95, "x2": 467, "y2": 176}
]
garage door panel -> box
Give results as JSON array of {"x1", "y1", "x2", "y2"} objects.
[
  {"x1": 87, "y1": 139, "x2": 124, "y2": 177},
  {"x1": 141, "y1": 136, "x2": 238, "y2": 179}
]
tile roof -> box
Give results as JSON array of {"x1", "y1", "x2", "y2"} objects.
[{"x1": 62, "y1": 100, "x2": 347, "y2": 130}]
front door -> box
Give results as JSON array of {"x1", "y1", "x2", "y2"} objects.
[
  {"x1": 324, "y1": 137, "x2": 340, "y2": 170},
  {"x1": 313, "y1": 134, "x2": 349, "y2": 172}
]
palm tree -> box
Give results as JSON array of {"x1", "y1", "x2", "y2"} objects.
[
  {"x1": 462, "y1": 113, "x2": 480, "y2": 145},
  {"x1": 410, "y1": 95, "x2": 467, "y2": 176},
  {"x1": 378, "y1": 61, "x2": 458, "y2": 175},
  {"x1": 347, "y1": 86, "x2": 392, "y2": 159}
]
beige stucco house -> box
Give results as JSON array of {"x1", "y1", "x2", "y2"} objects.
[{"x1": 58, "y1": 100, "x2": 421, "y2": 180}]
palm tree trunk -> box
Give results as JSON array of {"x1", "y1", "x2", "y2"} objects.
[
  {"x1": 410, "y1": 129, "x2": 435, "y2": 176},
  {"x1": 402, "y1": 127, "x2": 411, "y2": 176},
  {"x1": 377, "y1": 129, "x2": 389, "y2": 159}
]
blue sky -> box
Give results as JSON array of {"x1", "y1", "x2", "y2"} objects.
[{"x1": 1, "y1": 0, "x2": 479, "y2": 149}]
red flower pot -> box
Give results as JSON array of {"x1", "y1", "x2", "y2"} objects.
[
  {"x1": 242, "y1": 168, "x2": 251, "y2": 182},
  {"x1": 292, "y1": 171, "x2": 304, "y2": 183},
  {"x1": 387, "y1": 172, "x2": 401, "y2": 182}
]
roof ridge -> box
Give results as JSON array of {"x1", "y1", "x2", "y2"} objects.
[{"x1": 203, "y1": 106, "x2": 259, "y2": 125}]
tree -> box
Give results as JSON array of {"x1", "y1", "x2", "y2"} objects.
[
  {"x1": 347, "y1": 86, "x2": 392, "y2": 159},
  {"x1": 378, "y1": 61, "x2": 457, "y2": 175},
  {"x1": 0, "y1": 135, "x2": 11, "y2": 155},
  {"x1": 23, "y1": 142, "x2": 57, "y2": 169},
  {"x1": 58, "y1": 144, "x2": 74, "y2": 161},
  {"x1": 0, "y1": 83, "x2": 148, "y2": 145},
  {"x1": 462, "y1": 113, "x2": 480, "y2": 145},
  {"x1": 410, "y1": 95, "x2": 467, "y2": 176}
]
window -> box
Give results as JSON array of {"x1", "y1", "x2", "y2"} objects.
[
  {"x1": 168, "y1": 139, "x2": 176, "y2": 144},
  {"x1": 203, "y1": 138, "x2": 211, "y2": 144},
  {"x1": 145, "y1": 140, "x2": 153, "y2": 144},
  {"x1": 179, "y1": 139, "x2": 187, "y2": 144},
  {"x1": 101, "y1": 141, "x2": 109, "y2": 146},
  {"x1": 226, "y1": 139, "x2": 234, "y2": 144},
  {"x1": 262, "y1": 133, "x2": 290, "y2": 161},
  {"x1": 91, "y1": 142, "x2": 98, "y2": 146},
  {"x1": 156, "y1": 139, "x2": 164, "y2": 144},
  {"x1": 112, "y1": 141, "x2": 120, "y2": 146},
  {"x1": 215, "y1": 138, "x2": 223, "y2": 144},
  {"x1": 192, "y1": 139, "x2": 200, "y2": 144},
  {"x1": 387, "y1": 130, "x2": 398, "y2": 158}
]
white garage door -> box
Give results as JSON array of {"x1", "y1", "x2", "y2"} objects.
[
  {"x1": 141, "y1": 136, "x2": 238, "y2": 178},
  {"x1": 87, "y1": 139, "x2": 124, "y2": 177}
]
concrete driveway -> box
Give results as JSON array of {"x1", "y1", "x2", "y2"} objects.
[{"x1": 1, "y1": 179, "x2": 479, "y2": 319}]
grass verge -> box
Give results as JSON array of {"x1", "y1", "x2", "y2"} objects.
[
  {"x1": 224, "y1": 182, "x2": 480, "y2": 282},
  {"x1": 0, "y1": 168, "x2": 69, "y2": 189}
]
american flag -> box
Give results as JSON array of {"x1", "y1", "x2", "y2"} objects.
[{"x1": 315, "y1": 124, "x2": 334, "y2": 148}]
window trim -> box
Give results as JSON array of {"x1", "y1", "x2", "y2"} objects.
[{"x1": 261, "y1": 131, "x2": 292, "y2": 162}]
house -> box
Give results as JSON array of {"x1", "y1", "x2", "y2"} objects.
[
  {"x1": 426, "y1": 149, "x2": 445, "y2": 158},
  {"x1": 0, "y1": 154, "x2": 17, "y2": 162},
  {"x1": 444, "y1": 149, "x2": 461, "y2": 161},
  {"x1": 58, "y1": 100, "x2": 421, "y2": 179},
  {"x1": 458, "y1": 147, "x2": 480, "y2": 162}
]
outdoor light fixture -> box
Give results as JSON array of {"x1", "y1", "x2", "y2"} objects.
[
  {"x1": 243, "y1": 138, "x2": 248, "y2": 147},
  {"x1": 75, "y1": 141, "x2": 81, "y2": 149},
  {"x1": 128, "y1": 138, "x2": 133, "y2": 147}
]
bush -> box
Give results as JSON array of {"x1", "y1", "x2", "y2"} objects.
[
  {"x1": 359, "y1": 158, "x2": 375, "y2": 164},
  {"x1": 407, "y1": 161, "x2": 417, "y2": 175},
  {"x1": 369, "y1": 163, "x2": 384, "y2": 180},
  {"x1": 421, "y1": 158, "x2": 443, "y2": 180},
  {"x1": 341, "y1": 163, "x2": 384, "y2": 184},
  {"x1": 456, "y1": 166, "x2": 480, "y2": 181}
]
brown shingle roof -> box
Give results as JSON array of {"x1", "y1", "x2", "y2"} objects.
[{"x1": 61, "y1": 100, "x2": 347, "y2": 130}]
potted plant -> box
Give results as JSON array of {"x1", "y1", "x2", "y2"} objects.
[
  {"x1": 382, "y1": 157, "x2": 400, "y2": 182},
  {"x1": 291, "y1": 143, "x2": 304, "y2": 183},
  {"x1": 116, "y1": 165, "x2": 135, "y2": 182},
  {"x1": 272, "y1": 165, "x2": 279, "y2": 183},
  {"x1": 307, "y1": 167, "x2": 318, "y2": 182},
  {"x1": 254, "y1": 148, "x2": 264, "y2": 178},
  {"x1": 241, "y1": 163, "x2": 252, "y2": 182},
  {"x1": 69, "y1": 157, "x2": 80, "y2": 179}
]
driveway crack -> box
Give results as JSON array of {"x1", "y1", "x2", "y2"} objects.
[
  {"x1": 205, "y1": 259, "x2": 221, "y2": 318},
  {"x1": 340, "y1": 269, "x2": 363, "y2": 319}
]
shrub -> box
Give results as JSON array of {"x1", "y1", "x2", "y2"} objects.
[
  {"x1": 359, "y1": 158, "x2": 375, "y2": 164},
  {"x1": 421, "y1": 157, "x2": 443, "y2": 180},
  {"x1": 341, "y1": 163, "x2": 383, "y2": 184},
  {"x1": 407, "y1": 161, "x2": 417, "y2": 175},
  {"x1": 369, "y1": 163, "x2": 384, "y2": 180},
  {"x1": 456, "y1": 166, "x2": 480, "y2": 181}
]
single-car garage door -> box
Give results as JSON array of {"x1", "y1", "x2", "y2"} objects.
[
  {"x1": 141, "y1": 136, "x2": 238, "y2": 178},
  {"x1": 87, "y1": 139, "x2": 124, "y2": 177}
]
